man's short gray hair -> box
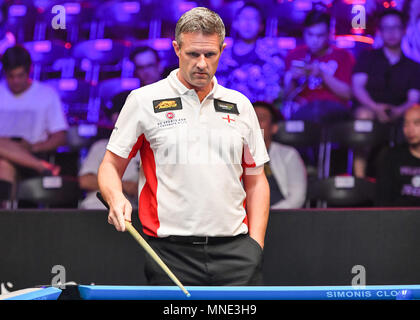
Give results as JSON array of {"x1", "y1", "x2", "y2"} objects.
[{"x1": 175, "y1": 7, "x2": 225, "y2": 49}]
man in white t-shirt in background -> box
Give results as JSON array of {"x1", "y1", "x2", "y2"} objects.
[{"x1": 0, "y1": 46, "x2": 68, "y2": 192}]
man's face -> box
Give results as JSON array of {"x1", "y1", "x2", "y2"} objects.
[
  {"x1": 5, "y1": 66, "x2": 30, "y2": 94},
  {"x1": 254, "y1": 106, "x2": 278, "y2": 145},
  {"x1": 303, "y1": 23, "x2": 329, "y2": 54},
  {"x1": 403, "y1": 108, "x2": 420, "y2": 147},
  {"x1": 379, "y1": 15, "x2": 405, "y2": 49},
  {"x1": 235, "y1": 7, "x2": 262, "y2": 41},
  {"x1": 133, "y1": 50, "x2": 162, "y2": 86},
  {"x1": 173, "y1": 32, "x2": 225, "y2": 90}
]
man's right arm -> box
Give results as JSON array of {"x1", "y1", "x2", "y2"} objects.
[
  {"x1": 352, "y1": 73, "x2": 377, "y2": 110},
  {"x1": 98, "y1": 150, "x2": 132, "y2": 232}
]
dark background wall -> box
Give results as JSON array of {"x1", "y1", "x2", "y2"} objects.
[{"x1": 1, "y1": 208, "x2": 420, "y2": 291}]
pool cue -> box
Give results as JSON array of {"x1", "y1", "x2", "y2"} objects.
[{"x1": 96, "y1": 192, "x2": 191, "y2": 298}]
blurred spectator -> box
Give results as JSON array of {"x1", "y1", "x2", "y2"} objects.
[
  {"x1": 78, "y1": 103, "x2": 139, "y2": 210},
  {"x1": 216, "y1": 2, "x2": 285, "y2": 103},
  {"x1": 375, "y1": 104, "x2": 420, "y2": 206},
  {"x1": 284, "y1": 10, "x2": 354, "y2": 123},
  {"x1": 0, "y1": 46, "x2": 67, "y2": 191},
  {"x1": 253, "y1": 101, "x2": 307, "y2": 209},
  {"x1": 87, "y1": 46, "x2": 163, "y2": 209},
  {"x1": 110, "y1": 46, "x2": 164, "y2": 113},
  {"x1": 353, "y1": 9, "x2": 420, "y2": 123},
  {"x1": 352, "y1": 9, "x2": 420, "y2": 177},
  {"x1": 0, "y1": 1, "x2": 16, "y2": 56},
  {"x1": 402, "y1": 0, "x2": 420, "y2": 63}
]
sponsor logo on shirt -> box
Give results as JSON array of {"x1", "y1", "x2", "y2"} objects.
[
  {"x1": 157, "y1": 118, "x2": 187, "y2": 129},
  {"x1": 399, "y1": 170, "x2": 420, "y2": 198},
  {"x1": 153, "y1": 97, "x2": 183, "y2": 113},
  {"x1": 214, "y1": 99, "x2": 239, "y2": 115}
]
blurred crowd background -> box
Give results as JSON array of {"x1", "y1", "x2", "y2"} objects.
[{"x1": 1, "y1": 0, "x2": 420, "y2": 210}]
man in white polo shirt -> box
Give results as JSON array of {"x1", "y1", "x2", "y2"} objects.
[{"x1": 98, "y1": 7, "x2": 270, "y2": 285}]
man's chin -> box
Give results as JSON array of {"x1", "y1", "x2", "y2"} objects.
[{"x1": 190, "y1": 79, "x2": 211, "y2": 89}]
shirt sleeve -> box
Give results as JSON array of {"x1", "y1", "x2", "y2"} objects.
[
  {"x1": 241, "y1": 99, "x2": 270, "y2": 168},
  {"x1": 46, "y1": 87, "x2": 69, "y2": 134},
  {"x1": 106, "y1": 91, "x2": 144, "y2": 159}
]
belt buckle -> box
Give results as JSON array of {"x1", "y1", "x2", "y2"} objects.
[{"x1": 193, "y1": 236, "x2": 208, "y2": 245}]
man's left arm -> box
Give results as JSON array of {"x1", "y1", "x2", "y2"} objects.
[
  {"x1": 243, "y1": 167, "x2": 270, "y2": 249},
  {"x1": 318, "y1": 50, "x2": 354, "y2": 101},
  {"x1": 321, "y1": 71, "x2": 352, "y2": 101}
]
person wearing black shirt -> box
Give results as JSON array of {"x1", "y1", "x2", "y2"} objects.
[
  {"x1": 376, "y1": 105, "x2": 420, "y2": 206},
  {"x1": 352, "y1": 9, "x2": 420, "y2": 178}
]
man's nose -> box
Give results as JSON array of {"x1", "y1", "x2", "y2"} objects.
[{"x1": 197, "y1": 55, "x2": 207, "y2": 69}]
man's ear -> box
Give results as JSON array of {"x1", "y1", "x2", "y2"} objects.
[
  {"x1": 220, "y1": 42, "x2": 227, "y2": 55},
  {"x1": 172, "y1": 40, "x2": 180, "y2": 58}
]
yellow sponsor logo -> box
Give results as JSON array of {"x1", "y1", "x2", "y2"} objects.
[{"x1": 156, "y1": 100, "x2": 177, "y2": 110}]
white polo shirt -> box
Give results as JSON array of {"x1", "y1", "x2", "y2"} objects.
[{"x1": 107, "y1": 69, "x2": 269, "y2": 237}]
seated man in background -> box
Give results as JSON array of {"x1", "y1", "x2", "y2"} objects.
[
  {"x1": 253, "y1": 101, "x2": 307, "y2": 209},
  {"x1": 110, "y1": 45, "x2": 164, "y2": 113},
  {"x1": 86, "y1": 46, "x2": 162, "y2": 209},
  {"x1": 78, "y1": 103, "x2": 139, "y2": 210},
  {"x1": 284, "y1": 10, "x2": 354, "y2": 123},
  {"x1": 352, "y1": 9, "x2": 420, "y2": 178},
  {"x1": 0, "y1": 46, "x2": 67, "y2": 193},
  {"x1": 375, "y1": 104, "x2": 420, "y2": 207}
]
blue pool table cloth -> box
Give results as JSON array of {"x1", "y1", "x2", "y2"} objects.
[
  {"x1": 77, "y1": 285, "x2": 420, "y2": 300},
  {"x1": 2, "y1": 287, "x2": 62, "y2": 300}
]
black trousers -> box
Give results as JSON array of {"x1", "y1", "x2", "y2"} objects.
[{"x1": 144, "y1": 234, "x2": 264, "y2": 286}]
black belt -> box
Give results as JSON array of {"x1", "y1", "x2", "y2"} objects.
[{"x1": 149, "y1": 234, "x2": 246, "y2": 245}]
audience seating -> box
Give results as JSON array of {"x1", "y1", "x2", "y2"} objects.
[
  {"x1": 274, "y1": 120, "x2": 325, "y2": 179},
  {"x1": 306, "y1": 175, "x2": 376, "y2": 208},
  {"x1": 23, "y1": 40, "x2": 71, "y2": 80},
  {"x1": 44, "y1": 78, "x2": 94, "y2": 122},
  {"x1": 15, "y1": 176, "x2": 81, "y2": 208},
  {"x1": 7, "y1": 1, "x2": 37, "y2": 43},
  {"x1": 34, "y1": 1, "x2": 99, "y2": 43},
  {"x1": 323, "y1": 120, "x2": 392, "y2": 177},
  {"x1": 93, "y1": 0, "x2": 146, "y2": 40},
  {"x1": 0, "y1": 179, "x2": 12, "y2": 202},
  {"x1": 97, "y1": 77, "x2": 140, "y2": 109}
]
